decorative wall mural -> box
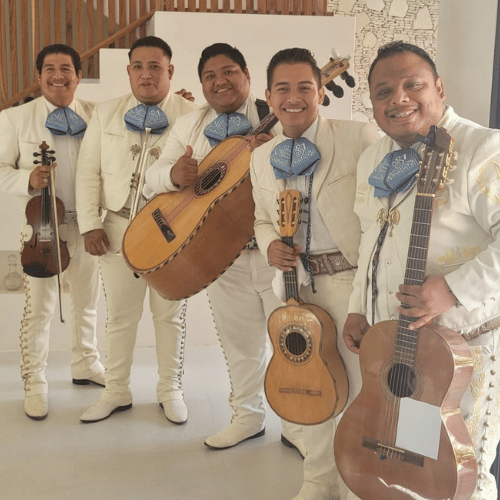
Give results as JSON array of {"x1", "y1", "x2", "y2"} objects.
[{"x1": 327, "y1": 0, "x2": 440, "y2": 123}]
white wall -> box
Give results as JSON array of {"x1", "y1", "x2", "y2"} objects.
[{"x1": 437, "y1": 0, "x2": 498, "y2": 127}]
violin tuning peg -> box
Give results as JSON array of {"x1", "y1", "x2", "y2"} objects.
[
  {"x1": 341, "y1": 71, "x2": 356, "y2": 88},
  {"x1": 330, "y1": 47, "x2": 340, "y2": 59},
  {"x1": 326, "y1": 80, "x2": 344, "y2": 98}
]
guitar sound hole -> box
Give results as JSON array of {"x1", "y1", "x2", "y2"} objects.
[
  {"x1": 285, "y1": 331, "x2": 307, "y2": 356},
  {"x1": 194, "y1": 162, "x2": 227, "y2": 196},
  {"x1": 279, "y1": 323, "x2": 312, "y2": 363},
  {"x1": 387, "y1": 363, "x2": 416, "y2": 398}
]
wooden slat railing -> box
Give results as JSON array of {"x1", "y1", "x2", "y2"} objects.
[{"x1": 0, "y1": 0, "x2": 328, "y2": 110}]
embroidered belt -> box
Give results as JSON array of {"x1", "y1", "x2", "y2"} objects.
[
  {"x1": 306, "y1": 251, "x2": 356, "y2": 276},
  {"x1": 461, "y1": 316, "x2": 500, "y2": 341},
  {"x1": 109, "y1": 207, "x2": 131, "y2": 219},
  {"x1": 244, "y1": 236, "x2": 259, "y2": 251},
  {"x1": 63, "y1": 210, "x2": 78, "y2": 224}
]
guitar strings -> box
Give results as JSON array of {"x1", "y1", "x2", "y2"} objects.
[{"x1": 380, "y1": 145, "x2": 435, "y2": 461}]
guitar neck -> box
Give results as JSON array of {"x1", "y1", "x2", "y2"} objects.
[
  {"x1": 395, "y1": 190, "x2": 436, "y2": 365},
  {"x1": 251, "y1": 112, "x2": 279, "y2": 137},
  {"x1": 282, "y1": 235, "x2": 300, "y2": 302}
]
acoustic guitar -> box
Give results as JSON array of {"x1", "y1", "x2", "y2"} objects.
[
  {"x1": 334, "y1": 127, "x2": 477, "y2": 499},
  {"x1": 121, "y1": 55, "x2": 353, "y2": 300},
  {"x1": 265, "y1": 190, "x2": 348, "y2": 425}
]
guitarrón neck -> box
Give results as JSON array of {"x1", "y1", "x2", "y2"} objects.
[
  {"x1": 395, "y1": 192, "x2": 435, "y2": 366},
  {"x1": 251, "y1": 113, "x2": 279, "y2": 137},
  {"x1": 282, "y1": 235, "x2": 300, "y2": 302}
]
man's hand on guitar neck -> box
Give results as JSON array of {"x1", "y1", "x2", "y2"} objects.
[
  {"x1": 396, "y1": 274, "x2": 458, "y2": 330},
  {"x1": 343, "y1": 313, "x2": 370, "y2": 354},
  {"x1": 268, "y1": 240, "x2": 301, "y2": 272},
  {"x1": 171, "y1": 145, "x2": 198, "y2": 188}
]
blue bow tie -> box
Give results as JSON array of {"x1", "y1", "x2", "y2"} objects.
[
  {"x1": 204, "y1": 112, "x2": 253, "y2": 147},
  {"x1": 270, "y1": 138, "x2": 321, "y2": 180},
  {"x1": 368, "y1": 147, "x2": 421, "y2": 198},
  {"x1": 45, "y1": 107, "x2": 87, "y2": 138},
  {"x1": 124, "y1": 104, "x2": 169, "y2": 134}
]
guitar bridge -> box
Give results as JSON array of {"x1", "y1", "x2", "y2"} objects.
[
  {"x1": 152, "y1": 209, "x2": 175, "y2": 243},
  {"x1": 362, "y1": 436, "x2": 424, "y2": 467}
]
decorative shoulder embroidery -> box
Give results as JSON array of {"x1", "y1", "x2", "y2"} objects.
[{"x1": 477, "y1": 160, "x2": 500, "y2": 204}]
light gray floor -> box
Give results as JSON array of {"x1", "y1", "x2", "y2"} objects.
[{"x1": 0, "y1": 345, "x2": 303, "y2": 500}]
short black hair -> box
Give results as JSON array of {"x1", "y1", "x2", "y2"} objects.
[
  {"x1": 368, "y1": 41, "x2": 438, "y2": 84},
  {"x1": 197, "y1": 43, "x2": 247, "y2": 81},
  {"x1": 128, "y1": 36, "x2": 172, "y2": 61},
  {"x1": 36, "y1": 44, "x2": 81, "y2": 74},
  {"x1": 266, "y1": 48, "x2": 321, "y2": 89}
]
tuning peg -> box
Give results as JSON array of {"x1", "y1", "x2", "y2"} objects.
[
  {"x1": 325, "y1": 80, "x2": 344, "y2": 98},
  {"x1": 322, "y1": 94, "x2": 330, "y2": 107},
  {"x1": 330, "y1": 47, "x2": 340, "y2": 59},
  {"x1": 341, "y1": 71, "x2": 356, "y2": 88}
]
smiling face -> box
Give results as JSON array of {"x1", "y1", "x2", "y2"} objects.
[
  {"x1": 127, "y1": 46, "x2": 173, "y2": 105},
  {"x1": 265, "y1": 62, "x2": 324, "y2": 139},
  {"x1": 200, "y1": 54, "x2": 251, "y2": 114},
  {"x1": 369, "y1": 52, "x2": 445, "y2": 148},
  {"x1": 36, "y1": 53, "x2": 82, "y2": 108}
]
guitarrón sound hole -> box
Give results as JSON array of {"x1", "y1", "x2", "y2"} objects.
[
  {"x1": 285, "y1": 331, "x2": 307, "y2": 356},
  {"x1": 194, "y1": 162, "x2": 227, "y2": 196},
  {"x1": 387, "y1": 363, "x2": 416, "y2": 398}
]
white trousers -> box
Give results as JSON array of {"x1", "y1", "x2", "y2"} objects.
[
  {"x1": 20, "y1": 221, "x2": 103, "y2": 395},
  {"x1": 207, "y1": 249, "x2": 301, "y2": 437},
  {"x1": 296, "y1": 270, "x2": 361, "y2": 500},
  {"x1": 98, "y1": 212, "x2": 186, "y2": 406},
  {"x1": 464, "y1": 330, "x2": 500, "y2": 500}
]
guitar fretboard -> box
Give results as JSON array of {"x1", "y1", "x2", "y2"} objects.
[{"x1": 282, "y1": 235, "x2": 300, "y2": 302}]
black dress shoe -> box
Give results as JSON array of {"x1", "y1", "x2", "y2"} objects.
[{"x1": 72, "y1": 375, "x2": 105, "y2": 387}]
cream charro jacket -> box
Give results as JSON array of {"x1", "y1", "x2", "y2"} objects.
[
  {"x1": 349, "y1": 105, "x2": 500, "y2": 334},
  {"x1": 250, "y1": 115, "x2": 380, "y2": 266},
  {"x1": 76, "y1": 91, "x2": 198, "y2": 235},
  {"x1": 0, "y1": 96, "x2": 93, "y2": 209}
]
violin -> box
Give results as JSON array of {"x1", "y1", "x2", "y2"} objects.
[{"x1": 21, "y1": 142, "x2": 70, "y2": 279}]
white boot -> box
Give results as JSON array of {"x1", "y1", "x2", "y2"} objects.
[
  {"x1": 80, "y1": 399, "x2": 132, "y2": 423},
  {"x1": 281, "y1": 420, "x2": 306, "y2": 458},
  {"x1": 24, "y1": 394, "x2": 48, "y2": 420},
  {"x1": 205, "y1": 421, "x2": 265, "y2": 449},
  {"x1": 160, "y1": 397, "x2": 188, "y2": 424}
]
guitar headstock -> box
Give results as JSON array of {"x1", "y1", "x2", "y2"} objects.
[
  {"x1": 278, "y1": 190, "x2": 302, "y2": 238},
  {"x1": 319, "y1": 49, "x2": 354, "y2": 101},
  {"x1": 416, "y1": 126, "x2": 454, "y2": 196}
]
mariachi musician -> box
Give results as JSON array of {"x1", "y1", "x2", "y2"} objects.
[
  {"x1": 250, "y1": 48, "x2": 379, "y2": 500},
  {"x1": 0, "y1": 44, "x2": 105, "y2": 420},
  {"x1": 145, "y1": 43, "x2": 305, "y2": 455},
  {"x1": 343, "y1": 41, "x2": 500, "y2": 500},
  {"x1": 76, "y1": 36, "x2": 198, "y2": 425}
]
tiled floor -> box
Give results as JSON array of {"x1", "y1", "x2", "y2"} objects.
[{"x1": 0, "y1": 346, "x2": 303, "y2": 500}]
